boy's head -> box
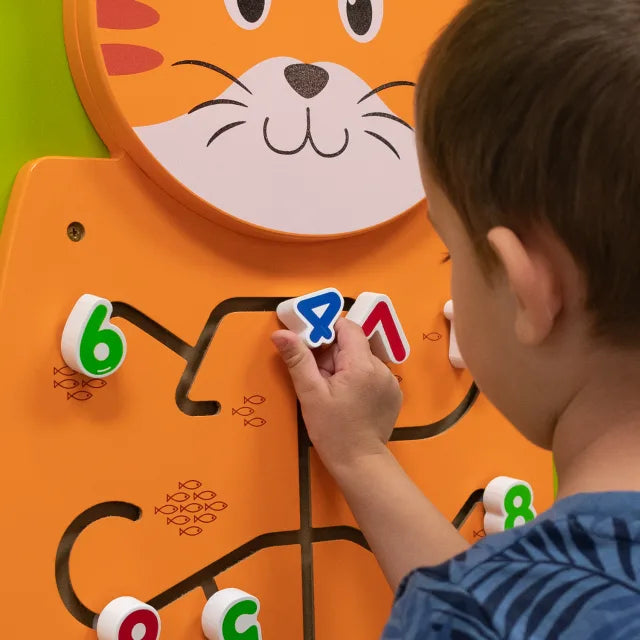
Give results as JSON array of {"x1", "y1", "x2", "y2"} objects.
[{"x1": 415, "y1": 0, "x2": 640, "y2": 448}]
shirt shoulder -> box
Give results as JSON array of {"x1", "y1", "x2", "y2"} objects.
[
  {"x1": 382, "y1": 570, "x2": 500, "y2": 639},
  {"x1": 383, "y1": 492, "x2": 640, "y2": 640}
]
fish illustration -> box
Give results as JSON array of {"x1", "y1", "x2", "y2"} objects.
[
  {"x1": 67, "y1": 390, "x2": 93, "y2": 402},
  {"x1": 54, "y1": 379, "x2": 79, "y2": 390},
  {"x1": 155, "y1": 504, "x2": 178, "y2": 515},
  {"x1": 244, "y1": 395, "x2": 266, "y2": 405},
  {"x1": 53, "y1": 366, "x2": 76, "y2": 377},
  {"x1": 179, "y1": 526, "x2": 203, "y2": 537},
  {"x1": 194, "y1": 513, "x2": 217, "y2": 525},
  {"x1": 166, "y1": 515, "x2": 191, "y2": 526},
  {"x1": 179, "y1": 502, "x2": 204, "y2": 514},
  {"x1": 179, "y1": 480, "x2": 202, "y2": 491},
  {"x1": 423, "y1": 332, "x2": 443, "y2": 342},
  {"x1": 166, "y1": 491, "x2": 191, "y2": 503},
  {"x1": 204, "y1": 501, "x2": 228, "y2": 512},
  {"x1": 394, "y1": 375, "x2": 403, "y2": 383},
  {"x1": 473, "y1": 529, "x2": 487, "y2": 539},
  {"x1": 244, "y1": 417, "x2": 267, "y2": 428},
  {"x1": 193, "y1": 490, "x2": 216, "y2": 501},
  {"x1": 82, "y1": 379, "x2": 107, "y2": 389},
  {"x1": 232, "y1": 406, "x2": 255, "y2": 417}
]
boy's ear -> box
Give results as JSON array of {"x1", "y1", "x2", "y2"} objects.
[{"x1": 487, "y1": 227, "x2": 562, "y2": 345}]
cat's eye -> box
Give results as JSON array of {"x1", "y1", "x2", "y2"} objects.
[
  {"x1": 339, "y1": 0, "x2": 383, "y2": 43},
  {"x1": 224, "y1": 0, "x2": 271, "y2": 30}
]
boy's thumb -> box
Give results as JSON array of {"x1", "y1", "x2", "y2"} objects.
[{"x1": 271, "y1": 330, "x2": 321, "y2": 395}]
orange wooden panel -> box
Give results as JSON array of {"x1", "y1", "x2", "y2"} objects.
[
  {"x1": 0, "y1": 1, "x2": 553, "y2": 638},
  {"x1": 0, "y1": 156, "x2": 552, "y2": 638}
]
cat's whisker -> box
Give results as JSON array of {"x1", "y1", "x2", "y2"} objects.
[
  {"x1": 364, "y1": 130, "x2": 401, "y2": 159},
  {"x1": 357, "y1": 80, "x2": 415, "y2": 105},
  {"x1": 361, "y1": 112, "x2": 413, "y2": 130},
  {"x1": 189, "y1": 99, "x2": 249, "y2": 115},
  {"x1": 207, "y1": 120, "x2": 247, "y2": 147},
  {"x1": 173, "y1": 60, "x2": 253, "y2": 95}
]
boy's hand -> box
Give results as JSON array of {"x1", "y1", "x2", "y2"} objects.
[
  {"x1": 273, "y1": 318, "x2": 468, "y2": 588},
  {"x1": 271, "y1": 318, "x2": 402, "y2": 471}
]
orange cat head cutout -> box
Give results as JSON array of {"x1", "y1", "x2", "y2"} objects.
[{"x1": 66, "y1": 0, "x2": 463, "y2": 236}]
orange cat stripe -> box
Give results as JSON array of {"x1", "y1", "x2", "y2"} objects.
[
  {"x1": 101, "y1": 43, "x2": 164, "y2": 76},
  {"x1": 97, "y1": 0, "x2": 160, "y2": 30}
]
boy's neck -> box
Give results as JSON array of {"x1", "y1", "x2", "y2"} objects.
[{"x1": 553, "y1": 352, "x2": 640, "y2": 499}]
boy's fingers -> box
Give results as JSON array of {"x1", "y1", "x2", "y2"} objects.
[
  {"x1": 316, "y1": 344, "x2": 338, "y2": 378},
  {"x1": 271, "y1": 330, "x2": 324, "y2": 395},
  {"x1": 334, "y1": 318, "x2": 373, "y2": 365}
]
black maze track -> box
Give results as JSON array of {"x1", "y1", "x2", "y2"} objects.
[
  {"x1": 112, "y1": 297, "x2": 299, "y2": 417},
  {"x1": 55, "y1": 490, "x2": 484, "y2": 630},
  {"x1": 57, "y1": 296, "x2": 481, "y2": 637}
]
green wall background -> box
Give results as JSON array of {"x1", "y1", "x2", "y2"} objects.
[{"x1": 0, "y1": 2, "x2": 107, "y2": 229}]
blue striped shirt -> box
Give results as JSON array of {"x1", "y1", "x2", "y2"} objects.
[{"x1": 383, "y1": 493, "x2": 640, "y2": 639}]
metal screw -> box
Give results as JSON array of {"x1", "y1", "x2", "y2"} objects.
[{"x1": 67, "y1": 222, "x2": 85, "y2": 243}]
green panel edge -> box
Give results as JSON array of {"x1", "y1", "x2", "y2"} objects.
[{"x1": 0, "y1": 2, "x2": 107, "y2": 230}]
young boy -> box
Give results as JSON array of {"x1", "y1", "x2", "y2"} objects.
[{"x1": 272, "y1": 0, "x2": 640, "y2": 637}]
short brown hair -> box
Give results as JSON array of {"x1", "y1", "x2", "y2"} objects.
[{"x1": 416, "y1": 0, "x2": 640, "y2": 344}]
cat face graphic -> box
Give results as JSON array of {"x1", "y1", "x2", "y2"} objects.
[{"x1": 73, "y1": 0, "x2": 463, "y2": 236}]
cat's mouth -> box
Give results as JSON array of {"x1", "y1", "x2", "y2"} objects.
[
  {"x1": 135, "y1": 57, "x2": 425, "y2": 234},
  {"x1": 263, "y1": 107, "x2": 349, "y2": 158}
]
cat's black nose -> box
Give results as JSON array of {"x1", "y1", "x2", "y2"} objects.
[{"x1": 284, "y1": 64, "x2": 330, "y2": 99}]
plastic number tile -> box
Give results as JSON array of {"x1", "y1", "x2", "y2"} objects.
[
  {"x1": 61, "y1": 294, "x2": 127, "y2": 378},
  {"x1": 96, "y1": 596, "x2": 161, "y2": 640},
  {"x1": 443, "y1": 300, "x2": 465, "y2": 369},
  {"x1": 202, "y1": 588, "x2": 262, "y2": 640},
  {"x1": 276, "y1": 288, "x2": 344, "y2": 349},
  {"x1": 346, "y1": 292, "x2": 410, "y2": 364},
  {"x1": 484, "y1": 476, "x2": 537, "y2": 534}
]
